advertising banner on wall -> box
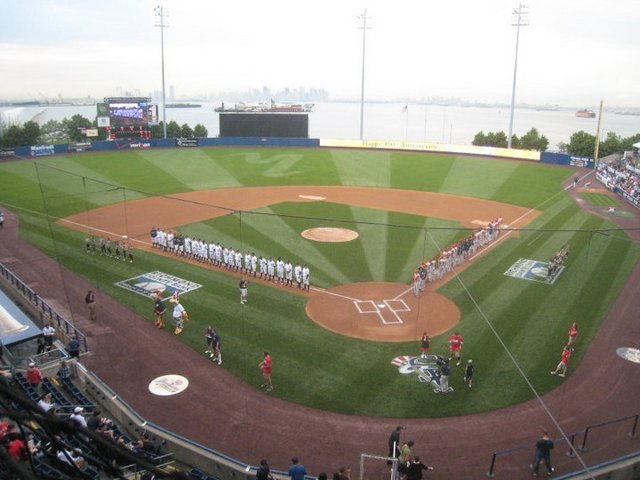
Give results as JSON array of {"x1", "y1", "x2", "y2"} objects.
[
  {"x1": 319, "y1": 138, "x2": 541, "y2": 161},
  {"x1": 176, "y1": 138, "x2": 198, "y2": 147},
  {"x1": 30, "y1": 145, "x2": 55, "y2": 157}
]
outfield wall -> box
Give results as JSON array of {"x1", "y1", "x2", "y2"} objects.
[{"x1": 6, "y1": 137, "x2": 588, "y2": 168}]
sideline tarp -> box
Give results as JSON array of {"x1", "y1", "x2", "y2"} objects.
[{"x1": 0, "y1": 288, "x2": 41, "y2": 347}]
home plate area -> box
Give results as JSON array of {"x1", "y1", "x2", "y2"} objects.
[
  {"x1": 305, "y1": 282, "x2": 461, "y2": 342},
  {"x1": 354, "y1": 299, "x2": 410, "y2": 325}
]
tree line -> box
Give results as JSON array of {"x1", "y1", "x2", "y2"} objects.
[
  {"x1": 2, "y1": 115, "x2": 638, "y2": 158},
  {"x1": 472, "y1": 127, "x2": 640, "y2": 157},
  {"x1": 0, "y1": 114, "x2": 208, "y2": 148}
]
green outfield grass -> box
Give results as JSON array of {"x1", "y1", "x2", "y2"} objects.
[
  {"x1": 0, "y1": 148, "x2": 637, "y2": 417},
  {"x1": 581, "y1": 192, "x2": 620, "y2": 206}
]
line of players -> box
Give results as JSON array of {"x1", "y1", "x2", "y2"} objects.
[
  {"x1": 412, "y1": 217, "x2": 503, "y2": 295},
  {"x1": 150, "y1": 227, "x2": 311, "y2": 291},
  {"x1": 84, "y1": 235, "x2": 134, "y2": 263}
]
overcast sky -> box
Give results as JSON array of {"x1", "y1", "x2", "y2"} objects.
[{"x1": 1, "y1": 0, "x2": 639, "y2": 106}]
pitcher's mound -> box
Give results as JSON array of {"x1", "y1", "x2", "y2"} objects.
[
  {"x1": 301, "y1": 227, "x2": 359, "y2": 242},
  {"x1": 306, "y1": 282, "x2": 460, "y2": 342}
]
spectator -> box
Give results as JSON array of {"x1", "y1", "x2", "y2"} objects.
[
  {"x1": 37, "y1": 393, "x2": 55, "y2": 413},
  {"x1": 288, "y1": 457, "x2": 308, "y2": 480},
  {"x1": 387, "y1": 425, "x2": 403, "y2": 465},
  {"x1": 256, "y1": 459, "x2": 274, "y2": 480},
  {"x1": 7, "y1": 436, "x2": 27, "y2": 461},
  {"x1": 70, "y1": 407, "x2": 87, "y2": 428},
  {"x1": 36, "y1": 337, "x2": 46, "y2": 355},
  {"x1": 406, "y1": 456, "x2": 434, "y2": 480},
  {"x1": 68, "y1": 336, "x2": 80, "y2": 359},
  {"x1": 335, "y1": 466, "x2": 350, "y2": 480},
  {"x1": 57, "y1": 359, "x2": 71, "y2": 381},
  {"x1": 398, "y1": 440, "x2": 414, "y2": 479},
  {"x1": 26, "y1": 362, "x2": 43, "y2": 390},
  {"x1": 530, "y1": 431, "x2": 554, "y2": 477},
  {"x1": 87, "y1": 410, "x2": 110, "y2": 432},
  {"x1": 42, "y1": 322, "x2": 56, "y2": 350}
]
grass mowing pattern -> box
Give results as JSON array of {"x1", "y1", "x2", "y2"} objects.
[
  {"x1": 0, "y1": 148, "x2": 637, "y2": 417},
  {"x1": 581, "y1": 192, "x2": 620, "y2": 207}
]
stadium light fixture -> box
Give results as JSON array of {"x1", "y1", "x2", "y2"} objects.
[
  {"x1": 508, "y1": 4, "x2": 529, "y2": 149},
  {"x1": 358, "y1": 10, "x2": 372, "y2": 141},
  {"x1": 154, "y1": 5, "x2": 169, "y2": 139}
]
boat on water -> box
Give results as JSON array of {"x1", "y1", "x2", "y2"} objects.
[
  {"x1": 166, "y1": 103, "x2": 202, "y2": 108},
  {"x1": 214, "y1": 100, "x2": 314, "y2": 113},
  {"x1": 575, "y1": 109, "x2": 596, "y2": 118}
]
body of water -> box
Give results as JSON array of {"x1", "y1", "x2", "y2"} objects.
[{"x1": 2, "y1": 102, "x2": 638, "y2": 150}]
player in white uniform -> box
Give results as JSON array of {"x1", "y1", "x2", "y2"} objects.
[
  {"x1": 235, "y1": 250, "x2": 243, "y2": 272},
  {"x1": 276, "y1": 257, "x2": 285, "y2": 284},
  {"x1": 284, "y1": 260, "x2": 293, "y2": 287},
  {"x1": 294, "y1": 264, "x2": 302, "y2": 289},
  {"x1": 267, "y1": 257, "x2": 276, "y2": 282},
  {"x1": 259, "y1": 256, "x2": 268, "y2": 278},
  {"x1": 244, "y1": 251, "x2": 251, "y2": 274},
  {"x1": 302, "y1": 264, "x2": 310, "y2": 291},
  {"x1": 251, "y1": 253, "x2": 258, "y2": 277},
  {"x1": 228, "y1": 248, "x2": 236, "y2": 270}
]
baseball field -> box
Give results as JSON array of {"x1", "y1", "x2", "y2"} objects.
[{"x1": 0, "y1": 147, "x2": 638, "y2": 418}]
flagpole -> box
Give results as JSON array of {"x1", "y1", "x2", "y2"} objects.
[{"x1": 405, "y1": 105, "x2": 409, "y2": 140}]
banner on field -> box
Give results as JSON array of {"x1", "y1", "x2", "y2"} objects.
[
  {"x1": 504, "y1": 258, "x2": 563, "y2": 284},
  {"x1": 115, "y1": 271, "x2": 202, "y2": 301}
]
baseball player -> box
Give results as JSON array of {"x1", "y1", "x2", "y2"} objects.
[
  {"x1": 413, "y1": 270, "x2": 420, "y2": 296},
  {"x1": 302, "y1": 264, "x2": 310, "y2": 291},
  {"x1": 259, "y1": 256, "x2": 268, "y2": 279},
  {"x1": 294, "y1": 264, "x2": 302, "y2": 288},
  {"x1": 211, "y1": 328, "x2": 222, "y2": 365},
  {"x1": 205, "y1": 326, "x2": 214, "y2": 357},
  {"x1": 267, "y1": 257, "x2": 276, "y2": 282},
  {"x1": 276, "y1": 257, "x2": 285, "y2": 284},
  {"x1": 251, "y1": 253, "x2": 258, "y2": 277},
  {"x1": 235, "y1": 250, "x2": 243, "y2": 272},
  {"x1": 85, "y1": 235, "x2": 92, "y2": 254},
  {"x1": 150, "y1": 226, "x2": 158, "y2": 247},
  {"x1": 284, "y1": 260, "x2": 293, "y2": 286}
]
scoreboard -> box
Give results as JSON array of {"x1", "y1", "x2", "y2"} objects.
[{"x1": 219, "y1": 113, "x2": 309, "y2": 138}]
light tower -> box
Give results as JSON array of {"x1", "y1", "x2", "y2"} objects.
[
  {"x1": 358, "y1": 10, "x2": 372, "y2": 141},
  {"x1": 507, "y1": 4, "x2": 529, "y2": 149},
  {"x1": 154, "y1": 6, "x2": 169, "y2": 139}
]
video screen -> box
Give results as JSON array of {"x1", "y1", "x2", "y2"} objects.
[{"x1": 103, "y1": 97, "x2": 153, "y2": 127}]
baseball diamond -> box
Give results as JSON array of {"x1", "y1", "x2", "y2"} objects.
[{"x1": 0, "y1": 147, "x2": 639, "y2": 479}]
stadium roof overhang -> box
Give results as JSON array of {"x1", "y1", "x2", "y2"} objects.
[{"x1": 0, "y1": 288, "x2": 42, "y2": 347}]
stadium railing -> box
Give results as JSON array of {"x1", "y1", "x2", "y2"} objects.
[{"x1": 485, "y1": 413, "x2": 639, "y2": 478}]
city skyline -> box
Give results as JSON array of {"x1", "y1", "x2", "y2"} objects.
[{"x1": 1, "y1": 0, "x2": 639, "y2": 107}]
